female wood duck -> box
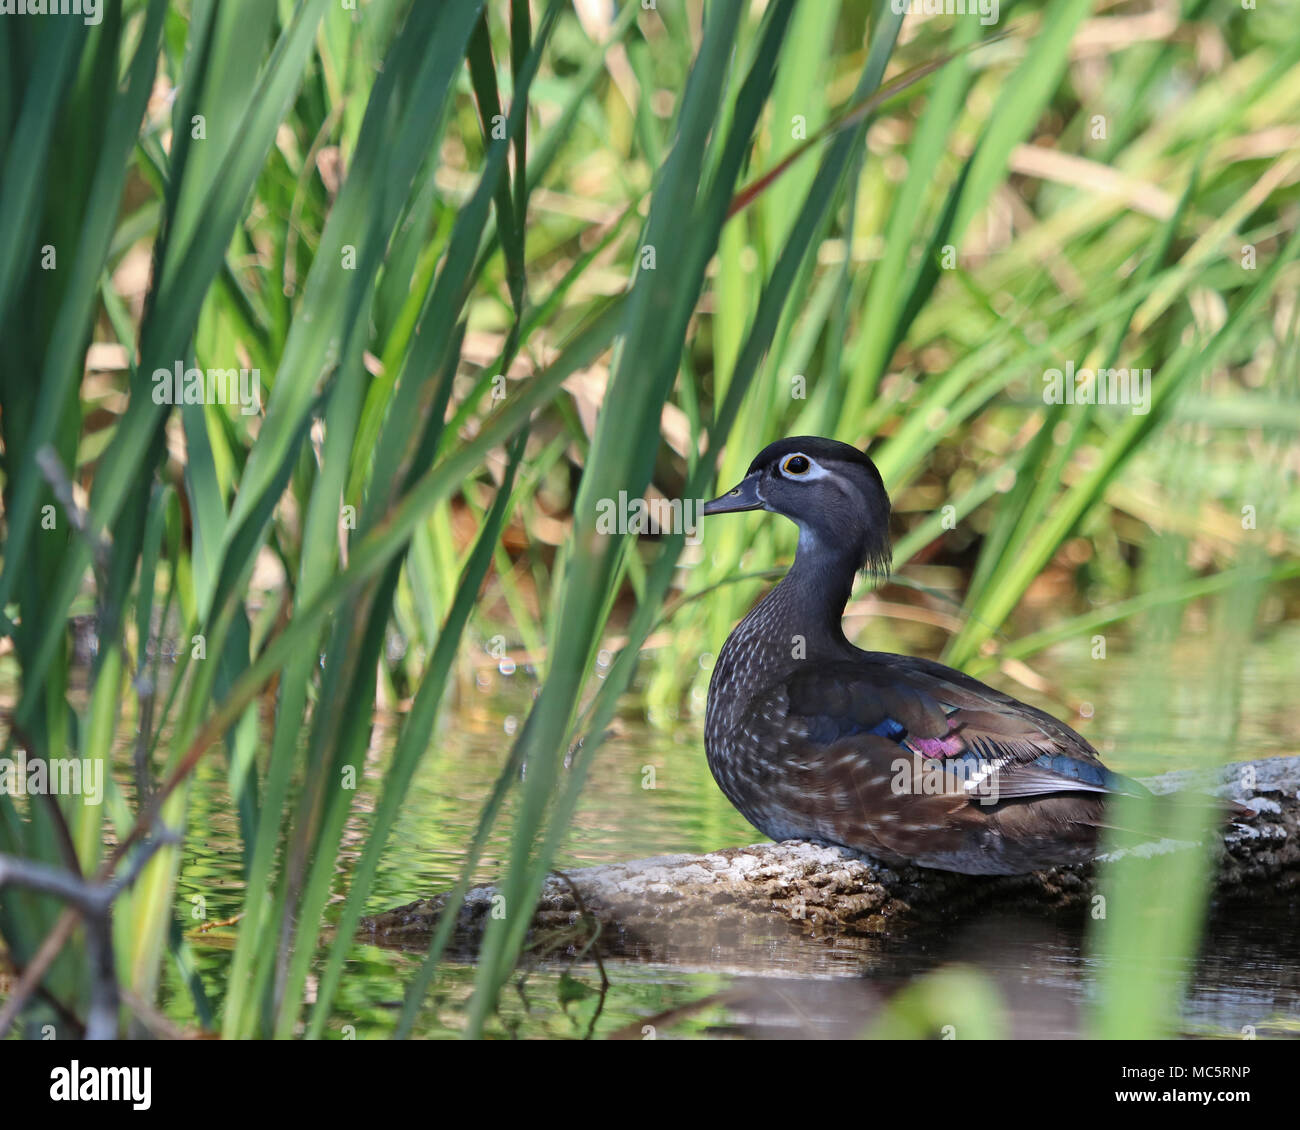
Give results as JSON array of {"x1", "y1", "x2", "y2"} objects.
[{"x1": 703, "y1": 436, "x2": 1151, "y2": 875}]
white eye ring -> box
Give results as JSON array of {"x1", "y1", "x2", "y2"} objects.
[{"x1": 779, "y1": 453, "x2": 830, "y2": 480}]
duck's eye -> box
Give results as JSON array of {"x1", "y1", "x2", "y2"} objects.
[{"x1": 782, "y1": 454, "x2": 811, "y2": 476}]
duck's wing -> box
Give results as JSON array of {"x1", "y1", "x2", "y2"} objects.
[{"x1": 773, "y1": 654, "x2": 1147, "y2": 804}]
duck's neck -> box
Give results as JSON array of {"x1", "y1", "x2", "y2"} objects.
[
  {"x1": 707, "y1": 532, "x2": 863, "y2": 732},
  {"x1": 787, "y1": 529, "x2": 862, "y2": 642},
  {"x1": 735, "y1": 531, "x2": 862, "y2": 660}
]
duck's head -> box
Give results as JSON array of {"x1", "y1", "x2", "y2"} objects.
[{"x1": 704, "y1": 436, "x2": 892, "y2": 578}]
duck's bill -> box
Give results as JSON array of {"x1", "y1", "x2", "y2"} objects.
[{"x1": 703, "y1": 473, "x2": 763, "y2": 515}]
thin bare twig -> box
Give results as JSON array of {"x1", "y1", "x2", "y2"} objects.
[
  {"x1": 551, "y1": 868, "x2": 611, "y2": 1040},
  {"x1": 34, "y1": 445, "x2": 112, "y2": 574},
  {"x1": 0, "y1": 825, "x2": 181, "y2": 1038}
]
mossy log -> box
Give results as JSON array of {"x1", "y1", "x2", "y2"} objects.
[{"x1": 361, "y1": 756, "x2": 1300, "y2": 954}]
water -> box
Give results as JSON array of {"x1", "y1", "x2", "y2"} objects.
[{"x1": 155, "y1": 622, "x2": 1300, "y2": 1037}]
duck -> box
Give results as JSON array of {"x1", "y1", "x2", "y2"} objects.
[{"x1": 702, "y1": 435, "x2": 1153, "y2": 876}]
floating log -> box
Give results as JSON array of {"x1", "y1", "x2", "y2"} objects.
[{"x1": 361, "y1": 756, "x2": 1300, "y2": 954}]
